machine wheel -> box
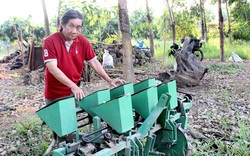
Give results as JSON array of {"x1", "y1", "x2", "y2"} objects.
[
  {"x1": 193, "y1": 49, "x2": 204, "y2": 61},
  {"x1": 154, "y1": 128, "x2": 188, "y2": 156}
]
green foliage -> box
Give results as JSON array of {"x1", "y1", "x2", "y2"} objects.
[
  {"x1": 230, "y1": 0, "x2": 250, "y2": 22},
  {"x1": 174, "y1": 11, "x2": 199, "y2": 39},
  {"x1": 231, "y1": 21, "x2": 250, "y2": 41},
  {"x1": 0, "y1": 0, "x2": 120, "y2": 44},
  {"x1": 103, "y1": 33, "x2": 118, "y2": 44},
  {"x1": 155, "y1": 0, "x2": 210, "y2": 41},
  {"x1": 129, "y1": 9, "x2": 150, "y2": 39},
  {"x1": 0, "y1": 20, "x2": 15, "y2": 42},
  {"x1": 101, "y1": 17, "x2": 119, "y2": 41},
  {"x1": 129, "y1": 9, "x2": 159, "y2": 39},
  {"x1": 0, "y1": 17, "x2": 30, "y2": 42},
  {"x1": 230, "y1": 0, "x2": 250, "y2": 41},
  {"x1": 0, "y1": 17, "x2": 45, "y2": 45},
  {"x1": 31, "y1": 25, "x2": 46, "y2": 45}
]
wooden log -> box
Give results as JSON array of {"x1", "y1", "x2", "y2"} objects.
[{"x1": 158, "y1": 37, "x2": 208, "y2": 87}]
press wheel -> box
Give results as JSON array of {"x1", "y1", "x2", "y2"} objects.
[{"x1": 154, "y1": 128, "x2": 188, "y2": 156}]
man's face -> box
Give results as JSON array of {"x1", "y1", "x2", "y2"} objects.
[{"x1": 61, "y1": 18, "x2": 83, "y2": 40}]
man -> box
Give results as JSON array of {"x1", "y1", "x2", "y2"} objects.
[{"x1": 42, "y1": 9, "x2": 125, "y2": 104}]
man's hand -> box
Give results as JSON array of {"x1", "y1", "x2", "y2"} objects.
[
  {"x1": 107, "y1": 78, "x2": 126, "y2": 87},
  {"x1": 70, "y1": 83, "x2": 84, "y2": 101}
]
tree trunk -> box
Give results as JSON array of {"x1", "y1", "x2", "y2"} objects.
[
  {"x1": 226, "y1": 1, "x2": 232, "y2": 43},
  {"x1": 99, "y1": 18, "x2": 102, "y2": 42},
  {"x1": 56, "y1": 0, "x2": 61, "y2": 31},
  {"x1": 218, "y1": 0, "x2": 225, "y2": 62},
  {"x1": 163, "y1": 18, "x2": 167, "y2": 66},
  {"x1": 118, "y1": 17, "x2": 121, "y2": 43},
  {"x1": 41, "y1": 0, "x2": 50, "y2": 37},
  {"x1": 145, "y1": 0, "x2": 155, "y2": 58},
  {"x1": 200, "y1": 0, "x2": 208, "y2": 42},
  {"x1": 166, "y1": 0, "x2": 176, "y2": 43},
  {"x1": 118, "y1": 0, "x2": 136, "y2": 82},
  {"x1": 13, "y1": 24, "x2": 25, "y2": 67}
]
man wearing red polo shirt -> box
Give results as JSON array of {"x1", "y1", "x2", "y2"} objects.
[{"x1": 42, "y1": 9, "x2": 124, "y2": 104}]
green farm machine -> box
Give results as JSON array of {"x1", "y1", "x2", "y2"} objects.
[{"x1": 36, "y1": 78, "x2": 192, "y2": 156}]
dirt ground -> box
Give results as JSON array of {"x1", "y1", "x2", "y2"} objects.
[{"x1": 0, "y1": 59, "x2": 249, "y2": 154}]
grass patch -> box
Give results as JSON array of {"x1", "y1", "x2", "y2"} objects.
[
  {"x1": 225, "y1": 39, "x2": 250, "y2": 60},
  {"x1": 153, "y1": 38, "x2": 250, "y2": 64},
  {"x1": 199, "y1": 38, "x2": 250, "y2": 60},
  {"x1": 154, "y1": 40, "x2": 179, "y2": 69},
  {"x1": 209, "y1": 62, "x2": 243, "y2": 74},
  {"x1": 13, "y1": 87, "x2": 36, "y2": 99},
  {"x1": 2, "y1": 115, "x2": 51, "y2": 155},
  {"x1": 191, "y1": 116, "x2": 250, "y2": 156}
]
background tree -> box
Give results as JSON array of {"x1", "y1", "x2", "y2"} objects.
[
  {"x1": 0, "y1": 17, "x2": 44, "y2": 44},
  {"x1": 1, "y1": 0, "x2": 250, "y2": 52},
  {"x1": 145, "y1": 0, "x2": 155, "y2": 57},
  {"x1": 97, "y1": 7, "x2": 118, "y2": 42},
  {"x1": 154, "y1": 9, "x2": 171, "y2": 41},
  {"x1": 129, "y1": 10, "x2": 150, "y2": 39},
  {"x1": 230, "y1": 0, "x2": 250, "y2": 40},
  {"x1": 225, "y1": 0, "x2": 232, "y2": 42},
  {"x1": 41, "y1": 0, "x2": 50, "y2": 37},
  {"x1": 56, "y1": 0, "x2": 62, "y2": 30},
  {"x1": 174, "y1": 9, "x2": 200, "y2": 39},
  {"x1": 165, "y1": 0, "x2": 176, "y2": 42},
  {"x1": 0, "y1": 19, "x2": 20, "y2": 42},
  {"x1": 162, "y1": 17, "x2": 168, "y2": 66},
  {"x1": 199, "y1": 0, "x2": 208, "y2": 42},
  {"x1": 218, "y1": 0, "x2": 225, "y2": 62},
  {"x1": 101, "y1": 17, "x2": 119, "y2": 41},
  {"x1": 118, "y1": 0, "x2": 135, "y2": 82}
]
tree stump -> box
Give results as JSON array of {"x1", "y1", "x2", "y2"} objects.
[{"x1": 159, "y1": 37, "x2": 208, "y2": 87}]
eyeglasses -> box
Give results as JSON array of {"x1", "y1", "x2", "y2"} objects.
[{"x1": 65, "y1": 23, "x2": 82, "y2": 32}]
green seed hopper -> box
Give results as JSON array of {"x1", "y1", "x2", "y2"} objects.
[{"x1": 36, "y1": 78, "x2": 192, "y2": 156}]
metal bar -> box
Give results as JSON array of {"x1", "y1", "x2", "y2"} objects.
[
  {"x1": 92, "y1": 141, "x2": 127, "y2": 156},
  {"x1": 77, "y1": 116, "x2": 89, "y2": 122},
  {"x1": 81, "y1": 127, "x2": 109, "y2": 143},
  {"x1": 144, "y1": 135, "x2": 154, "y2": 155},
  {"x1": 78, "y1": 122, "x2": 91, "y2": 128},
  {"x1": 138, "y1": 93, "x2": 171, "y2": 138}
]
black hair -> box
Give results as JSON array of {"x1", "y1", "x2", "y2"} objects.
[{"x1": 60, "y1": 9, "x2": 83, "y2": 31}]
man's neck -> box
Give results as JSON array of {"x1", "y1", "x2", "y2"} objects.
[{"x1": 60, "y1": 31, "x2": 73, "y2": 43}]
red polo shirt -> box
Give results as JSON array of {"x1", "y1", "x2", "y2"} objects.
[{"x1": 42, "y1": 32, "x2": 96, "y2": 99}]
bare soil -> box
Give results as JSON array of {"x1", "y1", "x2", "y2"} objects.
[{"x1": 0, "y1": 59, "x2": 249, "y2": 155}]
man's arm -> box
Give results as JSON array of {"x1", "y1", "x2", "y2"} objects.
[{"x1": 46, "y1": 61, "x2": 84, "y2": 100}]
